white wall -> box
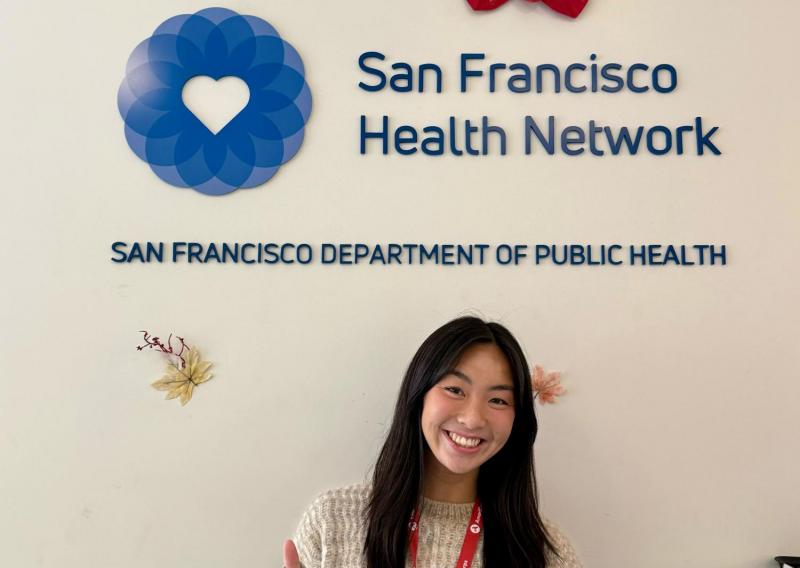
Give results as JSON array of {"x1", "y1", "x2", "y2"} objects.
[{"x1": 1, "y1": 1, "x2": 798, "y2": 567}]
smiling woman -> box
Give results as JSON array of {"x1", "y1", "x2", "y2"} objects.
[
  {"x1": 420, "y1": 343, "x2": 517, "y2": 504},
  {"x1": 283, "y1": 316, "x2": 582, "y2": 568}
]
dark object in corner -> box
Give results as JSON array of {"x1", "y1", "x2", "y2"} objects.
[{"x1": 775, "y1": 557, "x2": 800, "y2": 568}]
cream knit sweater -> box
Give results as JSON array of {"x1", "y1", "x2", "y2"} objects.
[{"x1": 294, "y1": 484, "x2": 582, "y2": 568}]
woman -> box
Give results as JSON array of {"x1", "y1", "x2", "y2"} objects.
[{"x1": 283, "y1": 316, "x2": 582, "y2": 567}]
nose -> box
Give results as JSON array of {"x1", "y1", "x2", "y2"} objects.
[{"x1": 457, "y1": 398, "x2": 487, "y2": 431}]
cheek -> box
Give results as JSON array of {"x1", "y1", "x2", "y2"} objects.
[
  {"x1": 495, "y1": 412, "x2": 516, "y2": 444},
  {"x1": 421, "y1": 392, "x2": 449, "y2": 429},
  {"x1": 420, "y1": 393, "x2": 439, "y2": 439}
]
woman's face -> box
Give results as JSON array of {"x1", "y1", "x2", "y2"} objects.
[{"x1": 421, "y1": 342, "x2": 516, "y2": 477}]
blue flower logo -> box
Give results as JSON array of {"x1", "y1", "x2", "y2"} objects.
[{"x1": 118, "y1": 8, "x2": 312, "y2": 195}]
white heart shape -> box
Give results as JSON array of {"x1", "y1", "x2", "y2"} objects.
[{"x1": 182, "y1": 75, "x2": 250, "y2": 135}]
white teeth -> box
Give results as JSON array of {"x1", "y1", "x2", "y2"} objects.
[{"x1": 448, "y1": 431, "x2": 481, "y2": 448}]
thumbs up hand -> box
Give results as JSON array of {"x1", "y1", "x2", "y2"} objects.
[{"x1": 283, "y1": 539, "x2": 301, "y2": 568}]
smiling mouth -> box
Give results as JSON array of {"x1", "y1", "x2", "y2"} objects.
[{"x1": 444, "y1": 430, "x2": 484, "y2": 449}]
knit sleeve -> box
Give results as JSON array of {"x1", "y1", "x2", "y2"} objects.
[
  {"x1": 293, "y1": 497, "x2": 324, "y2": 568},
  {"x1": 543, "y1": 518, "x2": 583, "y2": 568}
]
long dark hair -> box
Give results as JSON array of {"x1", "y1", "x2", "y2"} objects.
[{"x1": 364, "y1": 316, "x2": 558, "y2": 567}]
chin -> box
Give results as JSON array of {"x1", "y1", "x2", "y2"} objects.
[{"x1": 444, "y1": 462, "x2": 480, "y2": 475}]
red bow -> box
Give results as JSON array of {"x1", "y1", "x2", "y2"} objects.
[{"x1": 467, "y1": 0, "x2": 588, "y2": 18}]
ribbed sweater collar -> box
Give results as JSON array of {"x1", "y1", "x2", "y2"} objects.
[{"x1": 419, "y1": 496, "x2": 475, "y2": 522}]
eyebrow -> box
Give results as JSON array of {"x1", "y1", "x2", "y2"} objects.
[{"x1": 449, "y1": 370, "x2": 515, "y2": 392}]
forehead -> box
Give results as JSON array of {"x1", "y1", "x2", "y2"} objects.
[{"x1": 451, "y1": 343, "x2": 514, "y2": 386}]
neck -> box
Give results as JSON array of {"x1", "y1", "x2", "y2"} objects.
[{"x1": 422, "y1": 450, "x2": 478, "y2": 503}]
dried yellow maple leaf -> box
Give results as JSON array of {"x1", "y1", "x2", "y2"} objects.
[{"x1": 151, "y1": 349, "x2": 213, "y2": 406}]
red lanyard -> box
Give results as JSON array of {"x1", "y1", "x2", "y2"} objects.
[{"x1": 408, "y1": 499, "x2": 482, "y2": 568}]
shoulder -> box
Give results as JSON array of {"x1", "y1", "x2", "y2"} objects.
[
  {"x1": 293, "y1": 483, "x2": 371, "y2": 568},
  {"x1": 302, "y1": 482, "x2": 371, "y2": 519},
  {"x1": 541, "y1": 517, "x2": 583, "y2": 568}
]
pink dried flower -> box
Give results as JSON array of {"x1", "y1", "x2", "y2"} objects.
[
  {"x1": 136, "y1": 330, "x2": 189, "y2": 369},
  {"x1": 531, "y1": 364, "x2": 566, "y2": 404}
]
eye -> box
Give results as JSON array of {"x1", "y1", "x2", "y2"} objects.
[
  {"x1": 490, "y1": 397, "x2": 511, "y2": 406},
  {"x1": 443, "y1": 386, "x2": 464, "y2": 396}
]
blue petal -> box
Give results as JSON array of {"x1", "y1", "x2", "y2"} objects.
[
  {"x1": 264, "y1": 102, "x2": 305, "y2": 137},
  {"x1": 174, "y1": 122, "x2": 208, "y2": 164},
  {"x1": 216, "y1": 146, "x2": 254, "y2": 187},
  {"x1": 218, "y1": 15, "x2": 256, "y2": 72},
  {"x1": 250, "y1": 134, "x2": 284, "y2": 167},
  {"x1": 145, "y1": 132, "x2": 180, "y2": 166},
  {"x1": 241, "y1": 110, "x2": 282, "y2": 140},
  {"x1": 203, "y1": 136, "x2": 227, "y2": 174},
  {"x1": 139, "y1": 88, "x2": 181, "y2": 112},
  {"x1": 252, "y1": 35, "x2": 285, "y2": 66},
  {"x1": 178, "y1": 13, "x2": 216, "y2": 63},
  {"x1": 204, "y1": 27, "x2": 229, "y2": 77},
  {"x1": 176, "y1": 146, "x2": 215, "y2": 187},
  {"x1": 147, "y1": 109, "x2": 188, "y2": 138},
  {"x1": 242, "y1": 165, "x2": 280, "y2": 188},
  {"x1": 123, "y1": 99, "x2": 168, "y2": 136}
]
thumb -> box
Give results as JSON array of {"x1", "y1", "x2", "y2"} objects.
[{"x1": 283, "y1": 539, "x2": 300, "y2": 568}]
